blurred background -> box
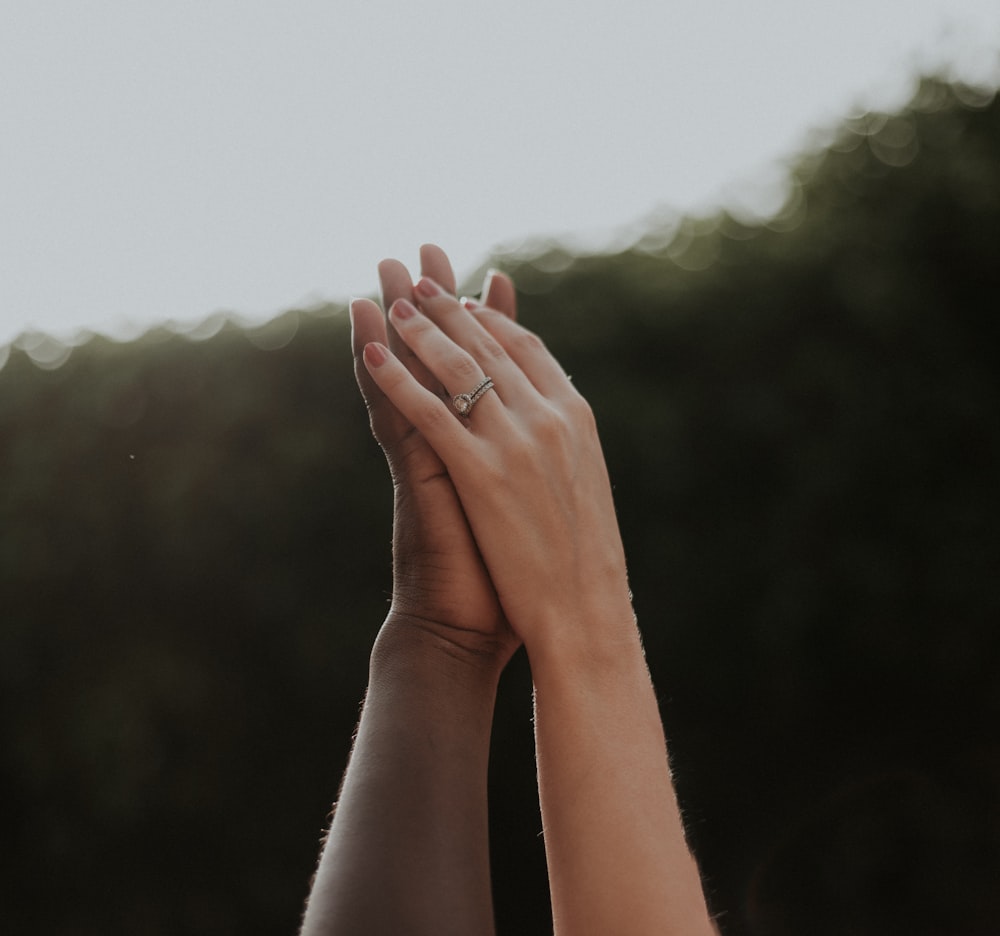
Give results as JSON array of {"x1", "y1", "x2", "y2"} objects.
[{"x1": 3, "y1": 3, "x2": 1000, "y2": 936}]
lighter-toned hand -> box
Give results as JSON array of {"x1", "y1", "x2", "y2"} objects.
[
  {"x1": 360, "y1": 270, "x2": 636, "y2": 664},
  {"x1": 350, "y1": 245, "x2": 520, "y2": 665}
]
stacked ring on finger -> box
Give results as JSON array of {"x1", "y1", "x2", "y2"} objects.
[{"x1": 453, "y1": 376, "x2": 494, "y2": 417}]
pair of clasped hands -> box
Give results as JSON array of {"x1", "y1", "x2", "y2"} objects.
[
  {"x1": 350, "y1": 243, "x2": 634, "y2": 670},
  {"x1": 302, "y1": 245, "x2": 715, "y2": 936}
]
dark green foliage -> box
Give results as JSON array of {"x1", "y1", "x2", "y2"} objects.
[{"x1": 2, "y1": 78, "x2": 998, "y2": 934}]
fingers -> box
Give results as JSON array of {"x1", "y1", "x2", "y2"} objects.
[
  {"x1": 406, "y1": 278, "x2": 537, "y2": 409},
  {"x1": 470, "y1": 305, "x2": 576, "y2": 401},
  {"x1": 378, "y1": 257, "x2": 437, "y2": 393},
  {"x1": 351, "y1": 298, "x2": 408, "y2": 445},
  {"x1": 351, "y1": 297, "x2": 388, "y2": 350},
  {"x1": 361, "y1": 340, "x2": 484, "y2": 460},
  {"x1": 377, "y1": 246, "x2": 461, "y2": 397},
  {"x1": 419, "y1": 244, "x2": 458, "y2": 295},
  {"x1": 377, "y1": 257, "x2": 414, "y2": 311},
  {"x1": 413, "y1": 276, "x2": 571, "y2": 402},
  {"x1": 481, "y1": 269, "x2": 517, "y2": 321},
  {"x1": 362, "y1": 248, "x2": 570, "y2": 434},
  {"x1": 386, "y1": 297, "x2": 512, "y2": 420}
]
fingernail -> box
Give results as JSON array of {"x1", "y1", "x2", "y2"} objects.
[
  {"x1": 461, "y1": 298, "x2": 480, "y2": 311},
  {"x1": 364, "y1": 342, "x2": 387, "y2": 367},
  {"x1": 415, "y1": 277, "x2": 442, "y2": 298},
  {"x1": 390, "y1": 298, "x2": 417, "y2": 320}
]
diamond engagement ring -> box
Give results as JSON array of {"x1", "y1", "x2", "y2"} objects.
[{"x1": 453, "y1": 376, "x2": 494, "y2": 416}]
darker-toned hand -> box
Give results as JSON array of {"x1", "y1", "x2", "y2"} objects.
[{"x1": 350, "y1": 245, "x2": 521, "y2": 666}]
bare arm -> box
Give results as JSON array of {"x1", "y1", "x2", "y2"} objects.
[
  {"x1": 361, "y1": 263, "x2": 716, "y2": 935},
  {"x1": 529, "y1": 628, "x2": 714, "y2": 936},
  {"x1": 300, "y1": 249, "x2": 520, "y2": 935},
  {"x1": 300, "y1": 618, "x2": 504, "y2": 936}
]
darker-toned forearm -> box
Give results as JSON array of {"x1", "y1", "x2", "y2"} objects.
[{"x1": 300, "y1": 616, "x2": 503, "y2": 936}]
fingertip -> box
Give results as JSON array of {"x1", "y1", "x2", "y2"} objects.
[
  {"x1": 377, "y1": 257, "x2": 402, "y2": 276},
  {"x1": 349, "y1": 296, "x2": 367, "y2": 322},
  {"x1": 389, "y1": 298, "x2": 418, "y2": 321},
  {"x1": 363, "y1": 341, "x2": 388, "y2": 368},
  {"x1": 414, "y1": 276, "x2": 445, "y2": 298},
  {"x1": 349, "y1": 297, "x2": 369, "y2": 335},
  {"x1": 484, "y1": 268, "x2": 517, "y2": 319},
  {"x1": 349, "y1": 295, "x2": 381, "y2": 319},
  {"x1": 419, "y1": 243, "x2": 458, "y2": 294},
  {"x1": 419, "y1": 243, "x2": 449, "y2": 266},
  {"x1": 379, "y1": 257, "x2": 416, "y2": 311}
]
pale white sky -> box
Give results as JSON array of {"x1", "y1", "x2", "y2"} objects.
[{"x1": 2, "y1": 0, "x2": 999, "y2": 348}]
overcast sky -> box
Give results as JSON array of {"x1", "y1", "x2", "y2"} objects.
[{"x1": 2, "y1": 0, "x2": 999, "y2": 348}]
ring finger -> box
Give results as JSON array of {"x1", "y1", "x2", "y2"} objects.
[
  {"x1": 409, "y1": 279, "x2": 540, "y2": 406},
  {"x1": 387, "y1": 299, "x2": 511, "y2": 421}
]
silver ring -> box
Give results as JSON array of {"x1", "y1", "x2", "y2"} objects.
[{"x1": 453, "y1": 376, "x2": 494, "y2": 416}]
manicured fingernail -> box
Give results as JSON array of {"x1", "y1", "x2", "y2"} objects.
[
  {"x1": 390, "y1": 298, "x2": 416, "y2": 320},
  {"x1": 415, "y1": 277, "x2": 442, "y2": 298},
  {"x1": 461, "y1": 298, "x2": 480, "y2": 311},
  {"x1": 364, "y1": 342, "x2": 387, "y2": 367}
]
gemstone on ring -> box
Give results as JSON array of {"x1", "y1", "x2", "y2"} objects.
[{"x1": 453, "y1": 376, "x2": 494, "y2": 416}]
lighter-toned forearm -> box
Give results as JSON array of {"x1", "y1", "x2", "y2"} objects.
[
  {"x1": 300, "y1": 618, "x2": 502, "y2": 936},
  {"x1": 528, "y1": 621, "x2": 715, "y2": 936}
]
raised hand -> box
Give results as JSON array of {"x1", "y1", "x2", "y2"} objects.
[
  {"x1": 301, "y1": 250, "x2": 521, "y2": 936},
  {"x1": 359, "y1": 271, "x2": 636, "y2": 662},
  {"x1": 350, "y1": 245, "x2": 520, "y2": 664}
]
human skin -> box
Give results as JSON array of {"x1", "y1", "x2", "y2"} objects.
[
  {"x1": 360, "y1": 264, "x2": 717, "y2": 936},
  {"x1": 298, "y1": 247, "x2": 519, "y2": 936}
]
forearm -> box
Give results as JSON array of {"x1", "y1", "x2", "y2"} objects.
[
  {"x1": 358, "y1": 255, "x2": 715, "y2": 933},
  {"x1": 300, "y1": 616, "x2": 502, "y2": 936},
  {"x1": 528, "y1": 620, "x2": 715, "y2": 936}
]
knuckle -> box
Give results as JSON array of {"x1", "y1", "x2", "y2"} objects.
[
  {"x1": 419, "y1": 294, "x2": 461, "y2": 323},
  {"x1": 406, "y1": 314, "x2": 437, "y2": 339},
  {"x1": 566, "y1": 390, "x2": 597, "y2": 427},
  {"x1": 472, "y1": 307, "x2": 506, "y2": 325},
  {"x1": 449, "y1": 352, "x2": 480, "y2": 382},
  {"x1": 530, "y1": 404, "x2": 568, "y2": 442},
  {"x1": 511, "y1": 328, "x2": 547, "y2": 357},
  {"x1": 416, "y1": 396, "x2": 453, "y2": 433},
  {"x1": 381, "y1": 366, "x2": 411, "y2": 397},
  {"x1": 473, "y1": 332, "x2": 510, "y2": 365},
  {"x1": 525, "y1": 397, "x2": 597, "y2": 453}
]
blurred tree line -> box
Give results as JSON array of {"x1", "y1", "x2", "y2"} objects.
[{"x1": 1, "y1": 77, "x2": 998, "y2": 935}]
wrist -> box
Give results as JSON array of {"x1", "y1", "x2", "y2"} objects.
[
  {"x1": 523, "y1": 603, "x2": 647, "y2": 687},
  {"x1": 526, "y1": 618, "x2": 650, "y2": 700},
  {"x1": 373, "y1": 612, "x2": 512, "y2": 685}
]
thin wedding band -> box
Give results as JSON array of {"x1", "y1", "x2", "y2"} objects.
[{"x1": 453, "y1": 376, "x2": 494, "y2": 416}]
